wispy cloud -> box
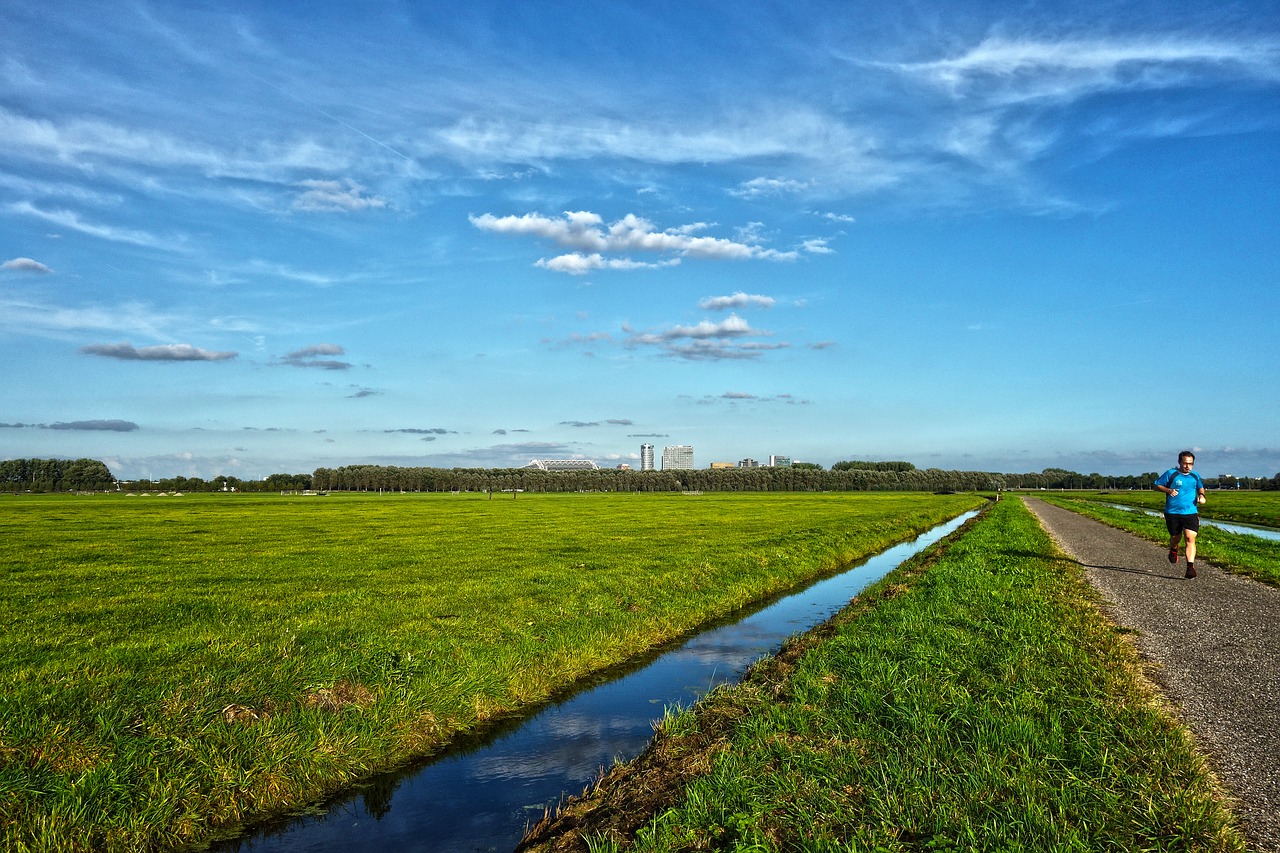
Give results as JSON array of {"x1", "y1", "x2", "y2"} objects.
[
  {"x1": 2, "y1": 257, "x2": 53, "y2": 273},
  {"x1": 292, "y1": 179, "x2": 389, "y2": 213},
  {"x1": 0, "y1": 105, "x2": 350, "y2": 182},
  {"x1": 80, "y1": 342, "x2": 238, "y2": 362},
  {"x1": 888, "y1": 36, "x2": 1280, "y2": 104},
  {"x1": 0, "y1": 295, "x2": 183, "y2": 340},
  {"x1": 729, "y1": 177, "x2": 812, "y2": 198},
  {"x1": 8, "y1": 201, "x2": 168, "y2": 248}
]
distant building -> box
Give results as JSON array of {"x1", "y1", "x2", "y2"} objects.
[
  {"x1": 640, "y1": 443, "x2": 655, "y2": 471},
  {"x1": 662, "y1": 445, "x2": 694, "y2": 470},
  {"x1": 709, "y1": 462, "x2": 736, "y2": 470},
  {"x1": 738, "y1": 458, "x2": 760, "y2": 468},
  {"x1": 523, "y1": 459, "x2": 599, "y2": 471},
  {"x1": 769, "y1": 455, "x2": 792, "y2": 468},
  {"x1": 616, "y1": 463, "x2": 632, "y2": 470}
]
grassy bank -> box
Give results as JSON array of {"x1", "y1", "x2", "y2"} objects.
[
  {"x1": 525, "y1": 498, "x2": 1245, "y2": 852},
  {"x1": 1066, "y1": 490, "x2": 1280, "y2": 530},
  {"x1": 1037, "y1": 495, "x2": 1280, "y2": 587},
  {"x1": 0, "y1": 491, "x2": 982, "y2": 851}
]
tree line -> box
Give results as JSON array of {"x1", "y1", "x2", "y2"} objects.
[
  {"x1": 0, "y1": 458, "x2": 115, "y2": 492},
  {"x1": 309, "y1": 463, "x2": 1280, "y2": 494},
  {"x1": 6, "y1": 457, "x2": 1280, "y2": 494}
]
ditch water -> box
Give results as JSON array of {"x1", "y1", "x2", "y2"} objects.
[
  {"x1": 1102, "y1": 503, "x2": 1280, "y2": 542},
  {"x1": 215, "y1": 510, "x2": 979, "y2": 853}
]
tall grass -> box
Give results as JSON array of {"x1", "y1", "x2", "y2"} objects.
[
  {"x1": 572, "y1": 498, "x2": 1244, "y2": 852},
  {"x1": 0, "y1": 491, "x2": 982, "y2": 851}
]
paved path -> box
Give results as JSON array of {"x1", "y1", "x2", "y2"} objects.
[{"x1": 1024, "y1": 498, "x2": 1280, "y2": 852}]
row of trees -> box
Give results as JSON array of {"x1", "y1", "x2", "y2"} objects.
[
  {"x1": 0, "y1": 458, "x2": 115, "y2": 492},
  {"x1": 7, "y1": 457, "x2": 1280, "y2": 494},
  {"x1": 311, "y1": 463, "x2": 1250, "y2": 494}
]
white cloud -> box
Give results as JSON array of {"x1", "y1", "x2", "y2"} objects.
[
  {"x1": 473, "y1": 211, "x2": 801, "y2": 273},
  {"x1": 802, "y1": 238, "x2": 834, "y2": 254},
  {"x1": 292, "y1": 179, "x2": 388, "y2": 213},
  {"x1": 729, "y1": 177, "x2": 812, "y2": 198},
  {"x1": 699, "y1": 292, "x2": 776, "y2": 311},
  {"x1": 623, "y1": 313, "x2": 789, "y2": 361},
  {"x1": 535, "y1": 253, "x2": 679, "y2": 275},
  {"x1": 2, "y1": 257, "x2": 53, "y2": 273}
]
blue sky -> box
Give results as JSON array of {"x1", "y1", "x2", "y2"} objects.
[{"x1": 2, "y1": 0, "x2": 1278, "y2": 480}]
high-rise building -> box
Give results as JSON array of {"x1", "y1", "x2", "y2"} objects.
[
  {"x1": 640, "y1": 443, "x2": 655, "y2": 471},
  {"x1": 662, "y1": 445, "x2": 694, "y2": 470}
]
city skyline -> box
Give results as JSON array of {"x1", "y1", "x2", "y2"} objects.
[{"x1": 2, "y1": 1, "x2": 1277, "y2": 480}]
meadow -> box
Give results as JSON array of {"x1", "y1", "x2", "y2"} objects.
[
  {"x1": 1035, "y1": 491, "x2": 1280, "y2": 586},
  {"x1": 1069, "y1": 489, "x2": 1280, "y2": 530},
  {"x1": 0, "y1": 490, "x2": 983, "y2": 852},
  {"x1": 527, "y1": 497, "x2": 1246, "y2": 852}
]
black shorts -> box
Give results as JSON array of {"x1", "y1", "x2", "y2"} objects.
[{"x1": 1165, "y1": 513, "x2": 1200, "y2": 536}]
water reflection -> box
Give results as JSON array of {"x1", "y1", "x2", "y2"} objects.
[
  {"x1": 215, "y1": 511, "x2": 977, "y2": 853},
  {"x1": 1102, "y1": 503, "x2": 1280, "y2": 541}
]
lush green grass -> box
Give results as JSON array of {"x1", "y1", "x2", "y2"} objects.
[
  {"x1": 0, "y1": 491, "x2": 982, "y2": 852},
  {"x1": 1038, "y1": 495, "x2": 1280, "y2": 587},
  {"x1": 1069, "y1": 489, "x2": 1280, "y2": 530},
  {"x1": 574, "y1": 498, "x2": 1245, "y2": 852}
]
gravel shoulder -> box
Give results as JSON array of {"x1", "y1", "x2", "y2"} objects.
[{"x1": 1024, "y1": 497, "x2": 1280, "y2": 852}]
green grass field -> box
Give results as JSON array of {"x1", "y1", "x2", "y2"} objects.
[
  {"x1": 1072, "y1": 489, "x2": 1280, "y2": 529},
  {"x1": 0, "y1": 491, "x2": 982, "y2": 852},
  {"x1": 552, "y1": 497, "x2": 1245, "y2": 852}
]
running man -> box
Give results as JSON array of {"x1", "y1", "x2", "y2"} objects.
[{"x1": 1154, "y1": 450, "x2": 1206, "y2": 578}]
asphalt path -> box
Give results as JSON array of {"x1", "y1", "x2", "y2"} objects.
[{"x1": 1024, "y1": 497, "x2": 1280, "y2": 852}]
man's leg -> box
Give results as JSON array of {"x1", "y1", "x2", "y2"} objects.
[
  {"x1": 1185, "y1": 529, "x2": 1197, "y2": 565},
  {"x1": 1166, "y1": 516, "x2": 1181, "y2": 563}
]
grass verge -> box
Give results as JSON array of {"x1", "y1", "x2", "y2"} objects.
[
  {"x1": 1037, "y1": 496, "x2": 1280, "y2": 588},
  {"x1": 521, "y1": 498, "x2": 1246, "y2": 852}
]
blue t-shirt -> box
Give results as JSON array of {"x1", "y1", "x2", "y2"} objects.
[{"x1": 1155, "y1": 468, "x2": 1204, "y2": 515}]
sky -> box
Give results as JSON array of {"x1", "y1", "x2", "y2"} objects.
[{"x1": 2, "y1": 0, "x2": 1278, "y2": 481}]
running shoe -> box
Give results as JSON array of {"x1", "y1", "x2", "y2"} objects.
[
  {"x1": 1168, "y1": 548, "x2": 1179, "y2": 564},
  {"x1": 1185, "y1": 563, "x2": 1197, "y2": 579}
]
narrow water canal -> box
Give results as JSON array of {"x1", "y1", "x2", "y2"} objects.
[
  {"x1": 217, "y1": 510, "x2": 979, "y2": 853},
  {"x1": 1102, "y1": 504, "x2": 1280, "y2": 541}
]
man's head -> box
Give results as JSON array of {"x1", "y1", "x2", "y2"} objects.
[{"x1": 1178, "y1": 451, "x2": 1195, "y2": 472}]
